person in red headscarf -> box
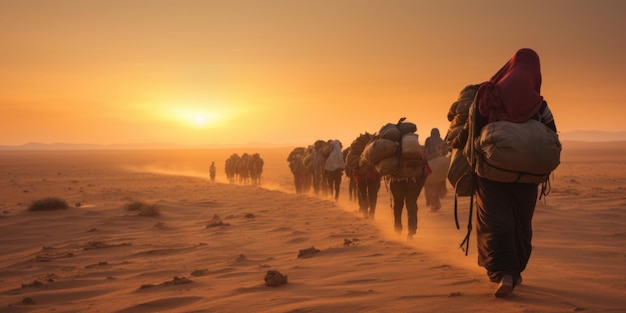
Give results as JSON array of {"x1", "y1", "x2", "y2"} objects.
[{"x1": 472, "y1": 48, "x2": 557, "y2": 297}]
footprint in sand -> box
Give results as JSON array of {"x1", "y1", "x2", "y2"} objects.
[
  {"x1": 139, "y1": 276, "x2": 193, "y2": 289},
  {"x1": 297, "y1": 247, "x2": 320, "y2": 258}
]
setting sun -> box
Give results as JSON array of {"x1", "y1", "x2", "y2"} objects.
[
  {"x1": 193, "y1": 114, "x2": 207, "y2": 126},
  {"x1": 0, "y1": 1, "x2": 624, "y2": 147},
  {"x1": 183, "y1": 110, "x2": 223, "y2": 128},
  {"x1": 160, "y1": 105, "x2": 229, "y2": 129}
]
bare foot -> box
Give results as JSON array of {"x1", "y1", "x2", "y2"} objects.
[{"x1": 494, "y1": 275, "x2": 513, "y2": 297}]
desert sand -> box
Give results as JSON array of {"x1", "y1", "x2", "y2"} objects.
[{"x1": 1, "y1": 142, "x2": 625, "y2": 313}]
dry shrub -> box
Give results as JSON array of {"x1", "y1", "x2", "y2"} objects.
[
  {"x1": 124, "y1": 200, "x2": 160, "y2": 217},
  {"x1": 28, "y1": 197, "x2": 69, "y2": 211}
]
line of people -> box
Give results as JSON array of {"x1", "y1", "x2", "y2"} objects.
[
  {"x1": 343, "y1": 126, "x2": 450, "y2": 239},
  {"x1": 291, "y1": 48, "x2": 557, "y2": 298},
  {"x1": 287, "y1": 139, "x2": 346, "y2": 201}
]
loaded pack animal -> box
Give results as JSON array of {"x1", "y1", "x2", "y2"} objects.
[
  {"x1": 238, "y1": 153, "x2": 251, "y2": 184},
  {"x1": 343, "y1": 147, "x2": 357, "y2": 202},
  {"x1": 225, "y1": 153, "x2": 240, "y2": 184},
  {"x1": 224, "y1": 152, "x2": 265, "y2": 185},
  {"x1": 287, "y1": 139, "x2": 345, "y2": 199},
  {"x1": 309, "y1": 140, "x2": 329, "y2": 196},
  {"x1": 346, "y1": 132, "x2": 382, "y2": 218},
  {"x1": 249, "y1": 153, "x2": 264, "y2": 185},
  {"x1": 287, "y1": 147, "x2": 308, "y2": 194},
  {"x1": 323, "y1": 139, "x2": 345, "y2": 202}
]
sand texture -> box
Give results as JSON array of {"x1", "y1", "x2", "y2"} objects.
[{"x1": 1, "y1": 143, "x2": 625, "y2": 312}]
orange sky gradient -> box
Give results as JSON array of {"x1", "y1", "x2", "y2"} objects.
[{"x1": 1, "y1": 0, "x2": 625, "y2": 147}]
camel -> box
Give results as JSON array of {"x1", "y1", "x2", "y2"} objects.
[
  {"x1": 302, "y1": 141, "x2": 327, "y2": 196},
  {"x1": 250, "y1": 153, "x2": 264, "y2": 185},
  {"x1": 347, "y1": 132, "x2": 382, "y2": 218},
  {"x1": 225, "y1": 153, "x2": 240, "y2": 184},
  {"x1": 287, "y1": 147, "x2": 308, "y2": 194},
  {"x1": 288, "y1": 139, "x2": 344, "y2": 200},
  {"x1": 238, "y1": 153, "x2": 251, "y2": 185},
  {"x1": 223, "y1": 152, "x2": 265, "y2": 186},
  {"x1": 343, "y1": 147, "x2": 358, "y2": 202}
]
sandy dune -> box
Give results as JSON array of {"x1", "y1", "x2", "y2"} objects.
[{"x1": 1, "y1": 143, "x2": 625, "y2": 312}]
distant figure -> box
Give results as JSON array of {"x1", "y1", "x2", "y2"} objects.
[
  {"x1": 423, "y1": 128, "x2": 450, "y2": 212},
  {"x1": 287, "y1": 147, "x2": 307, "y2": 193},
  {"x1": 311, "y1": 140, "x2": 329, "y2": 195},
  {"x1": 424, "y1": 128, "x2": 449, "y2": 160},
  {"x1": 209, "y1": 161, "x2": 216, "y2": 182},
  {"x1": 324, "y1": 140, "x2": 345, "y2": 201},
  {"x1": 225, "y1": 153, "x2": 240, "y2": 184},
  {"x1": 250, "y1": 153, "x2": 264, "y2": 185}
]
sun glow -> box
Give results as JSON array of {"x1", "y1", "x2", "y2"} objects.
[
  {"x1": 193, "y1": 114, "x2": 207, "y2": 126},
  {"x1": 161, "y1": 104, "x2": 230, "y2": 128}
]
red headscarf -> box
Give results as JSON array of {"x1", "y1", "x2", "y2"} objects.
[{"x1": 477, "y1": 48, "x2": 544, "y2": 123}]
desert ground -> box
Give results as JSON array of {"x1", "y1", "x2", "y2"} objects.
[{"x1": 0, "y1": 142, "x2": 625, "y2": 312}]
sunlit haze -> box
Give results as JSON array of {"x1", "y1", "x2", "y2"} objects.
[{"x1": 1, "y1": 0, "x2": 625, "y2": 147}]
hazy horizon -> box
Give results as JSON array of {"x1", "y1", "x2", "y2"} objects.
[{"x1": 1, "y1": 129, "x2": 625, "y2": 151}]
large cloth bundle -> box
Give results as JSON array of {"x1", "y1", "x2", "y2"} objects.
[
  {"x1": 397, "y1": 122, "x2": 417, "y2": 135},
  {"x1": 361, "y1": 139, "x2": 398, "y2": 165},
  {"x1": 347, "y1": 133, "x2": 377, "y2": 171},
  {"x1": 324, "y1": 140, "x2": 346, "y2": 171},
  {"x1": 447, "y1": 148, "x2": 475, "y2": 196},
  {"x1": 379, "y1": 121, "x2": 417, "y2": 141},
  {"x1": 346, "y1": 152, "x2": 360, "y2": 170},
  {"x1": 350, "y1": 133, "x2": 375, "y2": 155},
  {"x1": 287, "y1": 147, "x2": 306, "y2": 174},
  {"x1": 365, "y1": 118, "x2": 423, "y2": 179},
  {"x1": 474, "y1": 119, "x2": 561, "y2": 183},
  {"x1": 426, "y1": 155, "x2": 450, "y2": 185},
  {"x1": 375, "y1": 156, "x2": 399, "y2": 176},
  {"x1": 379, "y1": 123, "x2": 401, "y2": 141},
  {"x1": 401, "y1": 133, "x2": 423, "y2": 160},
  {"x1": 445, "y1": 84, "x2": 479, "y2": 147}
]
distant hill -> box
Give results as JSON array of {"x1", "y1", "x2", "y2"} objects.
[
  {"x1": 0, "y1": 142, "x2": 290, "y2": 150},
  {"x1": 0, "y1": 142, "x2": 196, "y2": 150},
  {"x1": 559, "y1": 130, "x2": 626, "y2": 142}
]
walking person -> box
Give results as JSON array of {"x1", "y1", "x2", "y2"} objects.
[
  {"x1": 324, "y1": 140, "x2": 345, "y2": 202},
  {"x1": 424, "y1": 128, "x2": 449, "y2": 160},
  {"x1": 423, "y1": 128, "x2": 450, "y2": 212},
  {"x1": 469, "y1": 48, "x2": 558, "y2": 297},
  {"x1": 209, "y1": 161, "x2": 216, "y2": 182},
  {"x1": 355, "y1": 163, "x2": 381, "y2": 219},
  {"x1": 389, "y1": 156, "x2": 428, "y2": 240}
]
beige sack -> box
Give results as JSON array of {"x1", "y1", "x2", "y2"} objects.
[
  {"x1": 375, "y1": 156, "x2": 399, "y2": 176},
  {"x1": 426, "y1": 155, "x2": 451, "y2": 185},
  {"x1": 362, "y1": 139, "x2": 399, "y2": 165},
  {"x1": 475, "y1": 119, "x2": 561, "y2": 182},
  {"x1": 401, "y1": 133, "x2": 424, "y2": 159}
]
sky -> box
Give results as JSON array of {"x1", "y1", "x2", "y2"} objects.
[{"x1": 1, "y1": 0, "x2": 625, "y2": 147}]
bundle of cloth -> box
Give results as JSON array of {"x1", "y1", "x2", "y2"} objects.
[{"x1": 361, "y1": 118, "x2": 425, "y2": 179}]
